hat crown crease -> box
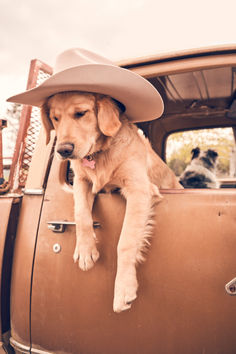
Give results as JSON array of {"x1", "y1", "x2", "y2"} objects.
[{"x1": 54, "y1": 48, "x2": 115, "y2": 74}]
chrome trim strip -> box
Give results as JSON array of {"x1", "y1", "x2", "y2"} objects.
[
  {"x1": 24, "y1": 188, "x2": 44, "y2": 195},
  {"x1": 31, "y1": 347, "x2": 53, "y2": 354},
  {"x1": 10, "y1": 337, "x2": 52, "y2": 354},
  {"x1": 10, "y1": 337, "x2": 30, "y2": 353}
]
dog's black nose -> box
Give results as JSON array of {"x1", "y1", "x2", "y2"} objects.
[{"x1": 57, "y1": 143, "x2": 74, "y2": 158}]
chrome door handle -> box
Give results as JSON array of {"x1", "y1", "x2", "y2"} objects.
[{"x1": 47, "y1": 220, "x2": 101, "y2": 233}]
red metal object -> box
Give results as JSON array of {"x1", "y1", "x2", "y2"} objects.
[{"x1": 8, "y1": 60, "x2": 52, "y2": 191}]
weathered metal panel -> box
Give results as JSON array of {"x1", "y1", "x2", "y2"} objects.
[
  {"x1": 10, "y1": 194, "x2": 44, "y2": 349},
  {"x1": 16, "y1": 157, "x2": 236, "y2": 354}
]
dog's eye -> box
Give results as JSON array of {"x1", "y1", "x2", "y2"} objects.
[{"x1": 74, "y1": 111, "x2": 87, "y2": 119}]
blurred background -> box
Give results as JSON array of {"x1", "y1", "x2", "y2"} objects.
[{"x1": 1, "y1": 0, "x2": 235, "y2": 111}]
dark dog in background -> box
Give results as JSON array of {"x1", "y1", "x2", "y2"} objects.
[{"x1": 179, "y1": 147, "x2": 219, "y2": 188}]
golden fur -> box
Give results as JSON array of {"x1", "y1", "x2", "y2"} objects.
[{"x1": 41, "y1": 91, "x2": 182, "y2": 312}]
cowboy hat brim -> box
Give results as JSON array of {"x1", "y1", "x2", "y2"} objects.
[{"x1": 7, "y1": 63, "x2": 164, "y2": 122}]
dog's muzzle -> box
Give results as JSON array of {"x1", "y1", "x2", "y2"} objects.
[{"x1": 57, "y1": 142, "x2": 74, "y2": 159}]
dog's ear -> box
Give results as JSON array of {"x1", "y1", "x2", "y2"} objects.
[
  {"x1": 191, "y1": 147, "x2": 200, "y2": 160},
  {"x1": 96, "y1": 95, "x2": 122, "y2": 137},
  {"x1": 41, "y1": 102, "x2": 54, "y2": 145},
  {"x1": 207, "y1": 149, "x2": 218, "y2": 162}
]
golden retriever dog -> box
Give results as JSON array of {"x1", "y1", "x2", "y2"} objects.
[{"x1": 41, "y1": 91, "x2": 182, "y2": 313}]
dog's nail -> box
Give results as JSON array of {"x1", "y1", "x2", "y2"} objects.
[{"x1": 91, "y1": 251, "x2": 99, "y2": 263}]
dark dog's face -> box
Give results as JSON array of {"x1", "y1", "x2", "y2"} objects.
[
  {"x1": 179, "y1": 147, "x2": 219, "y2": 188},
  {"x1": 40, "y1": 92, "x2": 122, "y2": 160},
  {"x1": 191, "y1": 147, "x2": 218, "y2": 171}
]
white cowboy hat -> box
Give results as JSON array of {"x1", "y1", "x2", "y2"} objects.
[{"x1": 7, "y1": 48, "x2": 164, "y2": 122}]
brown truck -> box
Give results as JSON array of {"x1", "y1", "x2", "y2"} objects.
[{"x1": 0, "y1": 45, "x2": 236, "y2": 354}]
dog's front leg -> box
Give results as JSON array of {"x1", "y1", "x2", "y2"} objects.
[
  {"x1": 73, "y1": 178, "x2": 99, "y2": 271},
  {"x1": 113, "y1": 183, "x2": 161, "y2": 313}
]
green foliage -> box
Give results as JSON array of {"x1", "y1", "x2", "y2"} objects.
[{"x1": 166, "y1": 128, "x2": 235, "y2": 177}]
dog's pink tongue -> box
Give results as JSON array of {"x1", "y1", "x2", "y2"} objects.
[{"x1": 82, "y1": 158, "x2": 96, "y2": 169}]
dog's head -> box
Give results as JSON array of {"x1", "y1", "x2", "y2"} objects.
[
  {"x1": 191, "y1": 147, "x2": 218, "y2": 170},
  {"x1": 41, "y1": 92, "x2": 124, "y2": 160}
]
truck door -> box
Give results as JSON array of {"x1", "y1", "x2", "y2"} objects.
[{"x1": 11, "y1": 152, "x2": 236, "y2": 354}]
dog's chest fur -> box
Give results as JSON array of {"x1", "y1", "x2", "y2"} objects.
[
  {"x1": 70, "y1": 157, "x2": 113, "y2": 193},
  {"x1": 71, "y1": 123, "x2": 140, "y2": 194},
  {"x1": 85, "y1": 159, "x2": 120, "y2": 194}
]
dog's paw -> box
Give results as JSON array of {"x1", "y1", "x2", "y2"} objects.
[
  {"x1": 73, "y1": 243, "x2": 99, "y2": 271},
  {"x1": 113, "y1": 276, "x2": 138, "y2": 313}
]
